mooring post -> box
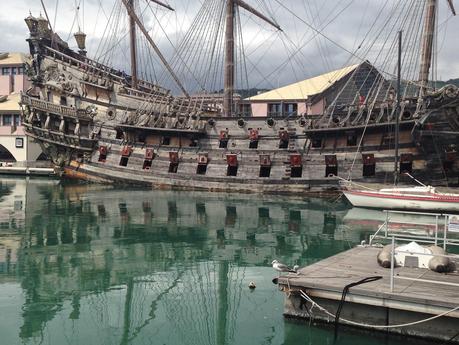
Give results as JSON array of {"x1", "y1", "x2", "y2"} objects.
[{"x1": 390, "y1": 236, "x2": 395, "y2": 292}]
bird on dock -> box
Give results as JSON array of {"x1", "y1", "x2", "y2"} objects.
[{"x1": 271, "y1": 260, "x2": 297, "y2": 275}]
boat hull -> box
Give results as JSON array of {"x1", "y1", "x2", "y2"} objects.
[{"x1": 343, "y1": 190, "x2": 459, "y2": 212}]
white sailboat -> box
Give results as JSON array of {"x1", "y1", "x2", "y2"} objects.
[
  {"x1": 341, "y1": 28, "x2": 459, "y2": 213},
  {"x1": 342, "y1": 183, "x2": 459, "y2": 212}
]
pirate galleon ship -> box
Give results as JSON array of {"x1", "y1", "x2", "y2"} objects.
[{"x1": 20, "y1": 0, "x2": 459, "y2": 193}]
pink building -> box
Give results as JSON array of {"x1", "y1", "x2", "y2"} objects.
[
  {"x1": 0, "y1": 53, "x2": 30, "y2": 95},
  {"x1": 242, "y1": 62, "x2": 381, "y2": 117},
  {"x1": 0, "y1": 53, "x2": 44, "y2": 163}
]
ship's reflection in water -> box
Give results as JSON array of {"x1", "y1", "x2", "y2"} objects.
[{"x1": 0, "y1": 178, "x2": 428, "y2": 345}]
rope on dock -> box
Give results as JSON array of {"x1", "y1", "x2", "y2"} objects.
[{"x1": 299, "y1": 289, "x2": 459, "y2": 329}]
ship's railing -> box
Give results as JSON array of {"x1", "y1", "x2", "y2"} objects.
[
  {"x1": 43, "y1": 46, "x2": 170, "y2": 96},
  {"x1": 20, "y1": 94, "x2": 90, "y2": 119}
]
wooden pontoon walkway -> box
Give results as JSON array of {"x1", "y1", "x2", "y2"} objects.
[{"x1": 278, "y1": 246, "x2": 459, "y2": 342}]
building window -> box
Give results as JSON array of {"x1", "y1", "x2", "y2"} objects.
[
  {"x1": 14, "y1": 115, "x2": 20, "y2": 126},
  {"x1": 240, "y1": 104, "x2": 252, "y2": 117},
  {"x1": 15, "y1": 138, "x2": 24, "y2": 148},
  {"x1": 17, "y1": 67, "x2": 24, "y2": 75},
  {"x1": 284, "y1": 103, "x2": 298, "y2": 116},
  {"x1": 162, "y1": 137, "x2": 171, "y2": 145},
  {"x1": 268, "y1": 103, "x2": 281, "y2": 116},
  {"x1": 2, "y1": 67, "x2": 10, "y2": 75},
  {"x1": 2, "y1": 115, "x2": 12, "y2": 126},
  {"x1": 11, "y1": 67, "x2": 17, "y2": 75}
]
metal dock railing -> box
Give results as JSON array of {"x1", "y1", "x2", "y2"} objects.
[{"x1": 369, "y1": 210, "x2": 459, "y2": 292}]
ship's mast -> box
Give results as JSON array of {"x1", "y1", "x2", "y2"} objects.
[
  {"x1": 418, "y1": 0, "x2": 437, "y2": 97},
  {"x1": 223, "y1": 0, "x2": 235, "y2": 117},
  {"x1": 128, "y1": 0, "x2": 138, "y2": 89},
  {"x1": 394, "y1": 31, "x2": 402, "y2": 186},
  {"x1": 223, "y1": 0, "x2": 281, "y2": 117},
  {"x1": 122, "y1": 0, "x2": 190, "y2": 96}
]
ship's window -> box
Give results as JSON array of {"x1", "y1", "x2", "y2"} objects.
[
  {"x1": 444, "y1": 160, "x2": 454, "y2": 172},
  {"x1": 162, "y1": 137, "x2": 171, "y2": 145},
  {"x1": 143, "y1": 160, "x2": 152, "y2": 170},
  {"x1": 196, "y1": 164, "x2": 207, "y2": 175},
  {"x1": 138, "y1": 132, "x2": 146, "y2": 143},
  {"x1": 116, "y1": 129, "x2": 124, "y2": 139},
  {"x1": 227, "y1": 166, "x2": 238, "y2": 176},
  {"x1": 291, "y1": 167, "x2": 302, "y2": 178},
  {"x1": 400, "y1": 154, "x2": 413, "y2": 174},
  {"x1": 249, "y1": 140, "x2": 258, "y2": 149},
  {"x1": 98, "y1": 151, "x2": 107, "y2": 162},
  {"x1": 259, "y1": 166, "x2": 271, "y2": 177},
  {"x1": 363, "y1": 165, "x2": 375, "y2": 177},
  {"x1": 60, "y1": 96, "x2": 67, "y2": 106},
  {"x1": 443, "y1": 151, "x2": 456, "y2": 172},
  {"x1": 169, "y1": 162, "x2": 178, "y2": 173},
  {"x1": 347, "y1": 133, "x2": 357, "y2": 146},
  {"x1": 279, "y1": 139, "x2": 289, "y2": 149},
  {"x1": 119, "y1": 156, "x2": 128, "y2": 167},
  {"x1": 400, "y1": 161, "x2": 412, "y2": 174},
  {"x1": 311, "y1": 138, "x2": 322, "y2": 148},
  {"x1": 325, "y1": 155, "x2": 338, "y2": 177},
  {"x1": 219, "y1": 139, "x2": 228, "y2": 149},
  {"x1": 362, "y1": 154, "x2": 376, "y2": 177}
]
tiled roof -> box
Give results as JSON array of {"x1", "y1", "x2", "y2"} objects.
[
  {"x1": 0, "y1": 93, "x2": 21, "y2": 112},
  {"x1": 246, "y1": 64, "x2": 360, "y2": 101},
  {"x1": 0, "y1": 53, "x2": 28, "y2": 66}
]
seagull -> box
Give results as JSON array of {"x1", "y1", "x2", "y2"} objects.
[{"x1": 272, "y1": 260, "x2": 297, "y2": 275}]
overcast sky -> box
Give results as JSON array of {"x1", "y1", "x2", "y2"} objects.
[{"x1": 1, "y1": 0, "x2": 458, "y2": 92}]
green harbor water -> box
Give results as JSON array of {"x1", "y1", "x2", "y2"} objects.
[{"x1": 0, "y1": 178, "x2": 437, "y2": 345}]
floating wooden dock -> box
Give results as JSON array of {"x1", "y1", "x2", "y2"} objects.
[
  {"x1": 278, "y1": 246, "x2": 459, "y2": 343},
  {"x1": 0, "y1": 166, "x2": 56, "y2": 176}
]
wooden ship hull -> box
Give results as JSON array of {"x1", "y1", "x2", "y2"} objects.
[{"x1": 19, "y1": 4, "x2": 459, "y2": 195}]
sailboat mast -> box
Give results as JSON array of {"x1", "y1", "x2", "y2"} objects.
[
  {"x1": 394, "y1": 30, "x2": 402, "y2": 186},
  {"x1": 418, "y1": 0, "x2": 437, "y2": 96},
  {"x1": 128, "y1": 0, "x2": 138, "y2": 89},
  {"x1": 224, "y1": 0, "x2": 235, "y2": 117}
]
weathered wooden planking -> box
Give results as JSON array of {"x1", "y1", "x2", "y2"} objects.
[{"x1": 278, "y1": 246, "x2": 459, "y2": 313}]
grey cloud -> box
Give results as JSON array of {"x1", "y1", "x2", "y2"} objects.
[{"x1": 1, "y1": 0, "x2": 458, "y2": 93}]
